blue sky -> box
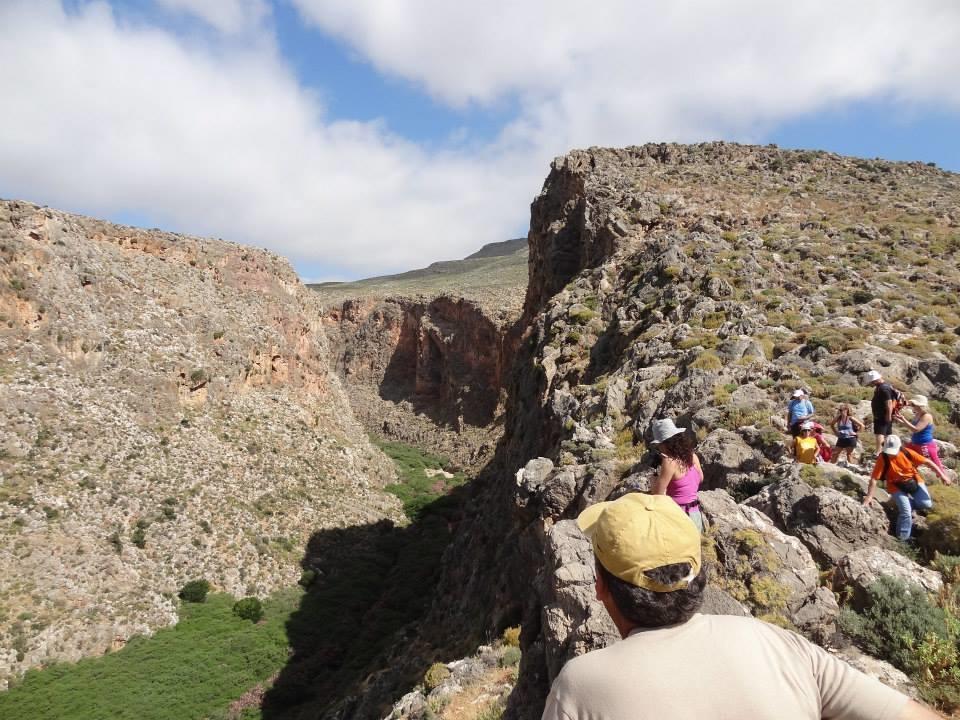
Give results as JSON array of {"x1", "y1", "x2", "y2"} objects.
[{"x1": 1, "y1": 1, "x2": 958, "y2": 280}]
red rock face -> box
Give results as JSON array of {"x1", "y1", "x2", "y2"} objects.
[{"x1": 323, "y1": 295, "x2": 510, "y2": 428}]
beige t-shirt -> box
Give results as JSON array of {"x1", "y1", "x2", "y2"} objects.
[{"x1": 542, "y1": 614, "x2": 908, "y2": 720}]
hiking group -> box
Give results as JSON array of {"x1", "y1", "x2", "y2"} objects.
[
  {"x1": 543, "y1": 368, "x2": 954, "y2": 719},
  {"x1": 787, "y1": 369, "x2": 953, "y2": 541}
]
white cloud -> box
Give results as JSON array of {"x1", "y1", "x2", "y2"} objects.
[
  {"x1": 292, "y1": 0, "x2": 960, "y2": 151},
  {"x1": 0, "y1": 1, "x2": 536, "y2": 277},
  {"x1": 1, "y1": 1, "x2": 959, "y2": 279},
  {"x1": 154, "y1": 0, "x2": 270, "y2": 35}
]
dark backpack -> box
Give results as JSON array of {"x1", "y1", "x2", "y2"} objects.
[{"x1": 880, "y1": 382, "x2": 907, "y2": 410}]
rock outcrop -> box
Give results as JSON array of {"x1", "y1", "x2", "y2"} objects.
[
  {"x1": 0, "y1": 199, "x2": 401, "y2": 688},
  {"x1": 447, "y1": 143, "x2": 960, "y2": 719}
]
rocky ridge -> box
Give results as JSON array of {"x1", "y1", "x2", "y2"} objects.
[
  {"x1": 374, "y1": 143, "x2": 960, "y2": 720},
  {"x1": 0, "y1": 200, "x2": 401, "y2": 688}
]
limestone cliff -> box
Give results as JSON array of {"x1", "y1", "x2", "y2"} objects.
[{"x1": 0, "y1": 200, "x2": 401, "y2": 688}]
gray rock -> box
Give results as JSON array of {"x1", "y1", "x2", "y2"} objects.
[
  {"x1": 744, "y1": 474, "x2": 893, "y2": 566},
  {"x1": 920, "y1": 358, "x2": 960, "y2": 386},
  {"x1": 539, "y1": 520, "x2": 618, "y2": 683},
  {"x1": 833, "y1": 646, "x2": 918, "y2": 699},
  {"x1": 700, "y1": 490, "x2": 836, "y2": 638},
  {"x1": 697, "y1": 429, "x2": 760, "y2": 490},
  {"x1": 700, "y1": 586, "x2": 749, "y2": 617},
  {"x1": 517, "y1": 458, "x2": 555, "y2": 494},
  {"x1": 834, "y1": 547, "x2": 943, "y2": 610}
]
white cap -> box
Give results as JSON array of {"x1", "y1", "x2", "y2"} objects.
[
  {"x1": 882, "y1": 435, "x2": 902, "y2": 455},
  {"x1": 792, "y1": 389, "x2": 805, "y2": 398},
  {"x1": 649, "y1": 418, "x2": 687, "y2": 444},
  {"x1": 800, "y1": 420, "x2": 814, "y2": 430},
  {"x1": 909, "y1": 395, "x2": 929, "y2": 408},
  {"x1": 863, "y1": 370, "x2": 882, "y2": 385}
]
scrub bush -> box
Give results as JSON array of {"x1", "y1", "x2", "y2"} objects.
[
  {"x1": 179, "y1": 580, "x2": 211, "y2": 604},
  {"x1": 232, "y1": 597, "x2": 263, "y2": 623},
  {"x1": 838, "y1": 576, "x2": 949, "y2": 673}
]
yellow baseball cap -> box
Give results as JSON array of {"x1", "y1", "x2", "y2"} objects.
[{"x1": 577, "y1": 493, "x2": 702, "y2": 593}]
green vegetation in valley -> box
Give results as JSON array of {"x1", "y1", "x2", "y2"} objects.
[
  {"x1": 374, "y1": 437, "x2": 466, "y2": 520},
  {"x1": 0, "y1": 439, "x2": 472, "y2": 720},
  {"x1": 0, "y1": 590, "x2": 300, "y2": 720}
]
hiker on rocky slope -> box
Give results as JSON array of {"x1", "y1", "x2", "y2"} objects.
[
  {"x1": 649, "y1": 419, "x2": 704, "y2": 532},
  {"x1": 793, "y1": 421, "x2": 821, "y2": 465},
  {"x1": 831, "y1": 404, "x2": 864, "y2": 467},
  {"x1": 542, "y1": 493, "x2": 936, "y2": 720},
  {"x1": 896, "y1": 395, "x2": 948, "y2": 474},
  {"x1": 864, "y1": 435, "x2": 952, "y2": 541},
  {"x1": 864, "y1": 370, "x2": 902, "y2": 456},
  {"x1": 786, "y1": 388, "x2": 815, "y2": 437}
]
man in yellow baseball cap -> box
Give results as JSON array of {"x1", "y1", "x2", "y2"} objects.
[{"x1": 541, "y1": 493, "x2": 934, "y2": 720}]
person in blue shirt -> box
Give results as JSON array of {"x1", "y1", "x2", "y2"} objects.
[{"x1": 786, "y1": 389, "x2": 815, "y2": 437}]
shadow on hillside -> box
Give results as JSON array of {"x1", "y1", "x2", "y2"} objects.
[{"x1": 260, "y1": 485, "x2": 471, "y2": 720}]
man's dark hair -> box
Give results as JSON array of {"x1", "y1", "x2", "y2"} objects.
[
  {"x1": 658, "y1": 431, "x2": 696, "y2": 467},
  {"x1": 596, "y1": 559, "x2": 707, "y2": 628}
]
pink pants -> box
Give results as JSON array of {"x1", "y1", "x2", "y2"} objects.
[{"x1": 907, "y1": 441, "x2": 945, "y2": 472}]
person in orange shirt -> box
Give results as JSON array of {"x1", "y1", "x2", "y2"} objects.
[{"x1": 864, "y1": 434, "x2": 952, "y2": 540}]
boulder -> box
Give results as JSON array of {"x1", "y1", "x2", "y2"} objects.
[
  {"x1": 744, "y1": 472, "x2": 893, "y2": 566},
  {"x1": 700, "y1": 586, "x2": 750, "y2": 617},
  {"x1": 698, "y1": 429, "x2": 761, "y2": 490},
  {"x1": 920, "y1": 358, "x2": 960, "y2": 386},
  {"x1": 700, "y1": 490, "x2": 837, "y2": 640},
  {"x1": 834, "y1": 547, "x2": 943, "y2": 610},
  {"x1": 538, "y1": 520, "x2": 618, "y2": 682},
  {"x1": 516, "y1": 457, "x2": 557, "y2": 511}
]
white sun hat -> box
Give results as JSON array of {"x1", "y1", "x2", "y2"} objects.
[
  {"x1": 863, "y1": 370, "x2": 882, "y2": 385},
  {"x1": 649, "y1": 418, "x2": 687, "y2": 445}
]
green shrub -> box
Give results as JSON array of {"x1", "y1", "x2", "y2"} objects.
[
  {"x1": 499, "y1": 646, "x2": 521, "y2": 668},
  {"x1": 568, "y1": 306, "x2": 598, "y2": 325},
  {"x1": 702, "y1": 312, "x2": 726, "y2": 329},
  {"x1": 189, "y1": 368, "x2": 207, "y2": 384},
  {"x1": 131, "y1": 520, "x2": 149, "y2": 549},
  {"x1": 232, "y1": 597, "x2": 263, "y2": 623},
  {"x1": 839, "y1": 576, "x2": 949, "y2": 673},
  {"x1": 851, "y1": 289, "x2": 874, "y2": 304},
  {"x1": 501, "y1": 626, "x2": 521, "y2": 647},
  {"x1": 423, "y1": 662, "x2": 450, "y2": 691},
  {"x1": 919, "y1": 486, "x2": 960, "y2": 556},
  {"x1": 689, "y1": 351, "x2": 722, "y2": 371},
  {"x1": 298, "y1": 569, "x2": 318, "y2": 588},
  {"x1": 179, "y1": 580, "x2": 211, "y2": 604}
]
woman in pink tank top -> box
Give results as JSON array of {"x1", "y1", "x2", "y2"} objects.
[{"x1": 649, "y1": 418, "x2": 704, "y2": 532}]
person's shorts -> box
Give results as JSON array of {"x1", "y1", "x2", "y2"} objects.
[
  {"x1": 836, "y1": 436, "x2": 857, "y2": 449},
  {"x1": 873, "y1": 420, "x2": 893, "y2": 435}
]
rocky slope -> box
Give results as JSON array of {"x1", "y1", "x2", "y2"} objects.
[
  {"x1": 313, "y1": 241, "x2": 528, "y2": 468},
  {"x1": 371, "y1": 143, "x2": 960, "y2": 720},
  {"x1": 0, "y1": 200, "x2": 401, "y2": 688}
]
